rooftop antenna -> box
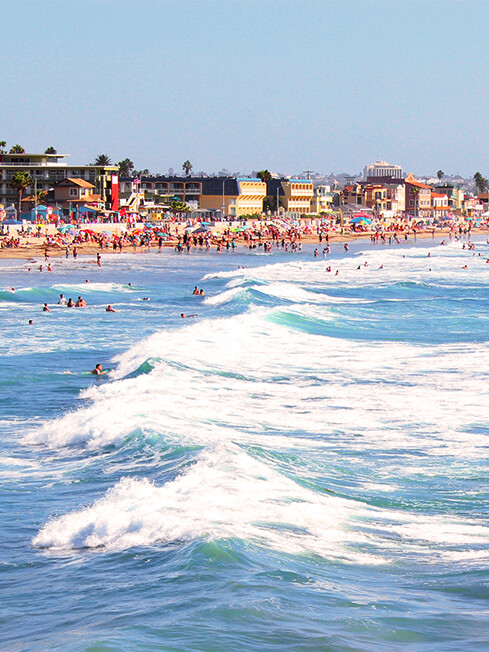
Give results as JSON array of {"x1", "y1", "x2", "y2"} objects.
[{"x1": 303, "y1": 170, "x2": 314, "y2": 180}]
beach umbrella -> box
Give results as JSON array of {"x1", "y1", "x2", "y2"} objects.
[{"x1": 349, "y1": 216, "x2": 372, "y2": 224}]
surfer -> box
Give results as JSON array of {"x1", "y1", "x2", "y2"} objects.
[
  {"x1": 180, "y1": 313, "x2": 197, "y2": 318},
  {"x1": 106, "y1": 304, "x2": 119, "y2": 312},
  {"x1": 91, "y1": 364, "x2": 105, "y2": 375}
]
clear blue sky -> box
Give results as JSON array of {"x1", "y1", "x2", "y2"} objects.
[{"x1": 1, "y1": 0, "x2": 488, "y2": 177}]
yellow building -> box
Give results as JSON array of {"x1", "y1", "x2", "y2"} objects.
[
  {"x1": 196, "y1": 177, "x2": 266, "y2": 217},
  {"x1": 282, "y1": 179, "x2": 314, "y2": 214}
]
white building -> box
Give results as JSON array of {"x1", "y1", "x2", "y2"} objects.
[{"x1": 363, "y1": 160, "x2": 404, "y2": 180}]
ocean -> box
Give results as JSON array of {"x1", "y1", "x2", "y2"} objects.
[{"x1": 1, "y1": 236, "x2": 489, "y2": 651}]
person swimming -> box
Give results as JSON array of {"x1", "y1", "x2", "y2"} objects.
[{"x1": 106, "y1": 304, "x2": 119, "y2": 312}]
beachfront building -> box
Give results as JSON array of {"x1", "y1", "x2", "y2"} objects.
[
  {"x1": 363, "y1": 184, "x2": 388, "y2": 214},
  {"x1": 404, "y1": 173, "x2": 431, "y2": 217},
  {"x1": 199, "y1": 177, "x2": 266, "y2": 217},
  {"x1": 281, "y1": 179, "x2": 314, "y2": 214},
  {"x1": 310, "y1": 185, "x2": 334, "y2": 213},
  {"x1": 363, "y1": 160, "x2": 404, "y2": 180},
  {"x1": 264, "y1": 178, "x2": 314, "y2": 215},
  {"x1": 435, "y1": 184, "x2": 464, "y2": 211},
  {"x1": 53, "y1": 178, "x2": 100, "y2": 206},
  {"x1": 0, "y1": 150, "x2": 119, "y2": 214},
  {"x1": 119, "y1": 176, "x2": 266, "y2": 218},
  {"x1": 431, "y1": 191, "x2": 450, "y2": 218}
]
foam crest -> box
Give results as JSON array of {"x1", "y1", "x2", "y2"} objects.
[
  {"x1": 203, "y1": 286, "x2": 249, "y2": 306},
  {"x1": 24, "y1": 304, "x2": 489, "y2": 459},
  {"x1": 33, "y1": 444, "x2": 489, "y2": 565},
  {"x1": 33, "y1": 446, "x2": 374, "y2": 560}
]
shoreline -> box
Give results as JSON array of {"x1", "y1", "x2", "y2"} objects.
[{"x1": 0, "y1": 226, "x2": 483, "y2": 261}]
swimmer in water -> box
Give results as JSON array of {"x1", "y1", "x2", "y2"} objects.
[
  {"x1": 106, "y1": 304, "x2": 119, "y2": 312},
  {"x1": 180, "y1": 313, "x2": 197, "y2": 318},
  {"x1": 42, "y1": 303, "x2": 50, "y2": 312}
]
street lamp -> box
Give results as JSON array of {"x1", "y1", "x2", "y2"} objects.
[{"x1": 221, "y1": 179, "x2": 225, "y2": 218}]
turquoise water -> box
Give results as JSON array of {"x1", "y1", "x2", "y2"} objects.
[{"x1": 1, "y1": 237, "x2": 489, "y2": 650}]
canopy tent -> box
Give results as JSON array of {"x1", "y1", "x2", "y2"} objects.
[{"x1": 349, "y1": 216, "x2": 372, "y2": 224}]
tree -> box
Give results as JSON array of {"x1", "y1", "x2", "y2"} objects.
[
  {"x1": 170, "y1": 199, "x2": 190, "y2": 212},
  {"x1": 437, "y1": 170, "x2": 444, "y2": 181},
  {"x1": 118, "y1": 158, "x2": 135, "y2": 177},
  {"x1": 10, "y1": 170, "x2": 32, "y2": 219},
  {"x1": 0, "y1": 141, "x2": 6, "y2": 153},
  {"x1": 474, "y1": 172, "x2": 488, "y2": 193},
  {"x1": 9, "y1": 144, "x2": 25, "y2": 154},
  {"x1": 257, "y1": 169, "x2": 272, "y2": 182},
  {"x1": 94, "y1": 154, "x2": 112, "y2": 166},
  {"x1": 45, "y1": 146, "x2": 57, "y2": 154},
  {"x1": 410, "y1": 185, "x2": 420, "y2": 216},
  {"x1": 182, "y1": 160, "x2": 193, "y2": 176},
  {"x1": 134, "y1": 168, "x2": 150, "y2": 177}
]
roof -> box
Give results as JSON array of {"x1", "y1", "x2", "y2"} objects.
[
  {"x1": 57, "y1": 178, "x2": 96, "y2": 188},
  {"x1": 404, "y1": 173, "x2": 431, "y2": 189}
]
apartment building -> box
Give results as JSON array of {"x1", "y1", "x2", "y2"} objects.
[
  {"x1": 120, "y1": 176, "x2": 266, "y2": 217},
  {"x1": 363, "y1": 160, "x2": 404, "y2": 180},
  {"x1": 0, "y1": 151, "x2": 119, "y2": 212},
  {"x1": 404, "y1": 173, "x2": 431, "y2": 217}
]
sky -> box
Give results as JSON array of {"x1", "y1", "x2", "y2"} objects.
[{"x1": 1, "y1": 0, "x2": 488, "y2": 177}]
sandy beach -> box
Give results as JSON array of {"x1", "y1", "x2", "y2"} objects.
[{"x1": 0, "y1": 224, "x2": 482, "y2": 260}]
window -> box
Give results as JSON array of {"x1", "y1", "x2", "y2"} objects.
[{"x1": 69, "y1": 188, "x2": 78, "y2": 197}]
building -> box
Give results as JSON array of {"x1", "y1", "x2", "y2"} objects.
[
  {"x1": 432, "y1": 184, "x2": 464, "y2": 211},
  {"x1": 120, "y1": 176, "x2": 267, "y2": 217},
  {"x1": 310, "y1": 185, "x2": 334, "y2": 213},
  {"x1": 431, "y1": 191, "x2": 450, "y2": 218},
  {"x1": 364, "y1": 160, "x2": 404, "y2": 180},
  {"x1": 199, "y1": 177, "x2": 266, "y2": 217},
  {"x1": 0, "y1": 150, "x2": 119, "y2": 213},
  {"x1": 53, "y1": 178, "x2": 100, "y2": 206},
  {"x1": 265, "y1": 178, "x2": 314, "y2": 215},
  {"x1": 404, "y1": 173, "x2": 431, "y2": 217}
]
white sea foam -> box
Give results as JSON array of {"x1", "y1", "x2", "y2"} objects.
[
  {"x1": 28, "y1": 244, "x2": 489, "y2": 560},
  {"x1": 33, "y1": 443, "x2": 489, "y2": 564},
  {"x1": 25, "y1": 306, "x2": 489, "y2": 458},
  {"x1": 32, "y1": 444, "x2": 378, "y2": 560}
]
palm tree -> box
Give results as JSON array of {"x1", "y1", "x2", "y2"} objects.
[
  {"x1": 474, "y1": 172, "x2": 488, "y2": 194},
  {"x1": 0, "y1": 141, "x2": 6, "y2": 153},
  {"x1": 410, "y1": 185, "x2": 420, "y2": 216},
  {"x1": 118, "y1": 158, "x2": 135, "y2": 177},
  {"x1": 9, "y1": 144, "x2": 25, "y2": 154},
  {"x1": 182, "y1": 160, "x2": 193, "y2": 176},
  {"x1": 257, "y1": 169, "x2": 272, "y2": 181},
  {"x1": 45, "y1": 146, "x2": 57, "y2": 154},
  {"x1": 94, "y1": 154, "x2": 112, "y2": 166},
  {"x1": 437, "y1": 170, "x2": 444, "y2": 182},
  {"x1": 10, "y1": 171, "x2": 32, "y2": 219}
]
